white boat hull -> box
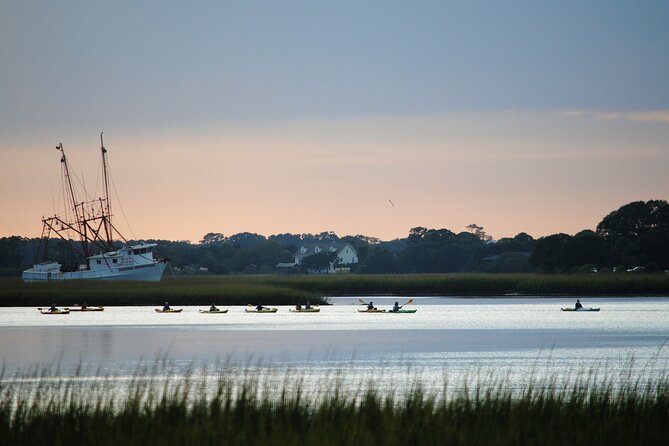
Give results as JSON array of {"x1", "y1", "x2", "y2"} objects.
[{"x1": 23, "y1": 262, "x2": 166, "y2": 282}]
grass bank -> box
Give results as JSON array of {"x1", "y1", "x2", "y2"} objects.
[
  {"x1": 0, "y1": 276, "x2": 322, "y2": 307},
  {"x1": 0, "y1": 365, "x2": 667, "y2": 446},
  {"x1": 2, "y1": 273, "x2": 668, "y2": 307}
]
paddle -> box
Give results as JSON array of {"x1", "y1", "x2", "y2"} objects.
[
  {"x1": 401, "y1": 299, "x2": 413, "y2": 308},
  {"x1": 358, "y1": 298, "x2": 369, "y2": 305}
]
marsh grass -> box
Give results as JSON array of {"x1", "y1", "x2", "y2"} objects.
[
  {"x1": 0, "y1": 360, "x2": 667, "y2": 446},
  {"x1": 2, "y1": 273, "x2": 668, "y2": 307}
]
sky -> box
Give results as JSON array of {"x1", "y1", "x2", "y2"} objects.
[{"x1": 1, "y1": 0, "x2": 668, "y2": 243}]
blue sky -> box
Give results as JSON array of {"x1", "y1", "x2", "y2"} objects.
[{"x1": 1, "y1": 1, "x2": 668, "y2": 241}]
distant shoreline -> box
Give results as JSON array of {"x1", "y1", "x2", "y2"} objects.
[{"x1": 1, "y1": 273, "x2": 668, "y2": 307}]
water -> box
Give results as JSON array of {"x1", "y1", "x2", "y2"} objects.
[{"x1": 1, "y1": 297, "x2": 667, "y2": 393}]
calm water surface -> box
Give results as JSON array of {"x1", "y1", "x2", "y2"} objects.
[{"x1": 1, "y1": 297, "x2": 667, "y2": 392}]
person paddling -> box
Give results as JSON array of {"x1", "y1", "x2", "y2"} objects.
[
  {"x1": 392, "y1": 301, "x2": 401, "y2": 312},
  {"x1": 49, "y1": 304, "x2": 58, "y2": 313},
  {"x1": 210, "y1": 304, "x2": 219, "y2": 312},
  {"x1": 295, "y1": 303, "x2": 302, "y2": 311},
  {"x1": 305, "y1": 301, "x2": 312, "y2": 309},
  {"x1": 256, "y1": 304, "x2": 265, "y2": 311},
  {"x1": 163, "y1": 302, "x2": 171, "y2": 311},
  {"x1": 367, "y1": 301, "x2": 376, "y2": 311},
  {"x1": 575, "y1": 299, "x2": 583, "y2": 310}
]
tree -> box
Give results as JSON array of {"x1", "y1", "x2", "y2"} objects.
[
  {"x1": 300, "y1": 251, "x2": 337, "y2": 273},
  {"x1": 596, "y1": 200, "x2": 669, "y2": 240},
  {"x1": 564, "y1": 230, "x2": 609, "y2": 269},
  {"x1": 200, "y1": 233, "x2": 225, "y2": 245},
  {"x1": 466, "y1": 224, "x2": 493, "y2": 242},
  {"x1": 528, "y1": 234, "x2": 572, "y2": 272}
]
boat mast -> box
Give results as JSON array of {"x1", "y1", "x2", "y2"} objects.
[
  {"x1": 57, "y1": 143, "x2": 88, "y2": 257},
  {"x1": 100, "y1": 132, "x2": 114, "y2": 246}
]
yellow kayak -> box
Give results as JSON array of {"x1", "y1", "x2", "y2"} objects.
[{"x1": 289, "y1": 308, "x2": 320, "y2": 313}]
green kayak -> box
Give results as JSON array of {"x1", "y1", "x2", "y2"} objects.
[{"x1": 387, "y1": 309, "x2": 417, "y2": 314}]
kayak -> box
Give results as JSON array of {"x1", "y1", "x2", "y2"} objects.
[
  {"x1": 155, "y1": 309, "x2": 183, "y2": 313},
  {"x1": 561, "y1": 307, "x2": 600, "y2": 312},
  {"x1": 387, "y1": 309, "x2": 417, "y2": 314},
  {"x1": 199, "y1": 309, "x2": 228, "y2": 314},
  {"x1": 289, "y1": 308, "x2": 320, "y2": 313},
  {"x1": 358, "y1": 309, "x2": 386, "y2": 313},
  {"x1": 67, "y1": 307, "x2": 104, "y2": 312},
  {"x1": 245, "y1": 308, "x2": 278, "y2": 313},
  {"x1": 40, "y1": 309, "x2": 70, "y2": 315}
]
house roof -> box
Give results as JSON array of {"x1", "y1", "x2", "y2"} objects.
[{"x1": 293, "y1": 242, "x2": 357, "y2": 259}]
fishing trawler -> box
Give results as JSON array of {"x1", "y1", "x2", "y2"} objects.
[{"x1": 22, "y1": 134, "x2": 166, "y2": 282}]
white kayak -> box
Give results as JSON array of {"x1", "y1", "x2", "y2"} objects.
[{"x1": 561, "y1": 307, "x2": 600, "y2": 312}]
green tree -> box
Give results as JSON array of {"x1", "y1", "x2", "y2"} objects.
[
  {"x1": 596, "y1": 200, "x2": 669, "y2": 240},
  {"x1": 528, "y1": 234, "x2": 572, "y2": 272},
  {"x1": 300, "y1": 251, "x2": 337, "y2": 273}
]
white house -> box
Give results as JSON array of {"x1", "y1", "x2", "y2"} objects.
[{"x1": 292, "y1": 242, "x2": 359, "y2": 273}]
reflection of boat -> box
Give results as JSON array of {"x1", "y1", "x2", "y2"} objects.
[
  {"x1": 22, "y1": 134, "x2": 166, "y2": 282},
  {"x1": 199, "y1": 309, "x2": 228, "y2": 314},
  {"x1": 289, "y1": 308, "x2": 320, "y2": 313},
  {"x1": 561, "y1": 307, "x2": 600, "y2": 312},
  {"x1": 155, "y1": 309, "x2": 183, "y2": 313}
]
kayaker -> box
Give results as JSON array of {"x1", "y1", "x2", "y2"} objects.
[
  {"x1": 305, "y1": 301, "x2": 312, "y2": 309},
  {"x1": 367, "y1": 301, "x2": 375, "y2": 311},
  {"x1": 256, "y1": 304, "x2": 264, "y2": 311},
  {"x1": 392, "y1": 301, "x2": 401, "y2": 312},
  {"x1": 163, "y1": 302, "x2": 171, "y2": 311},
  {"x1": 210, "y1": 304, "x2": 219, "y2": 312},
  {"x1": 49, "y1": 304, "x2": 58, "y2": 313},
  {"x1": 81, "y1": 302, "x2": 88, "y2": 310},
  {"x1": 575, "y1": 299, "x2": 583, "y2": 310},
  {"x1": 295, "y1": 303, "x2": 302, "y2": 311}
]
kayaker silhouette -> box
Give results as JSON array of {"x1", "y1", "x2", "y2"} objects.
[
  {"x1": 163, "y1": 302, "x2": 171, "y2": 311},
  {"x1": 49, "y1": 304, "x2": 58, "y2": 313},
  {"x1": 210, "y1": 304, "x2": 218, "y2": 312},
  {"x1": 367, "y1": 301, "x2": 375, "y2": 310},
  {"x1": 392, "y1": 301, "x2": 400, "y2": 312},
  {"x1": 575, "y1": 299, "x2": 583, "y2": 310}
]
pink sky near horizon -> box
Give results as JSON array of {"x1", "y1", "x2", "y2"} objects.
[{"x1": 1, "y1": 111, "x2": 667, "y2": 243}]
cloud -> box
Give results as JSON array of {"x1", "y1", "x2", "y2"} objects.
[{"x1": 562, "y1": 110, "x2": 669, "y2": 123}]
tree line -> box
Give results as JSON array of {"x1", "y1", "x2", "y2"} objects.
[{"x1": 1, "y1": 200, "x2": 667, "y2": 276}]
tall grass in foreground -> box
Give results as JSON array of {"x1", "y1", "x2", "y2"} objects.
[{"x1": 0, "y1": 363, "x2": 667, "y2": 446}]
